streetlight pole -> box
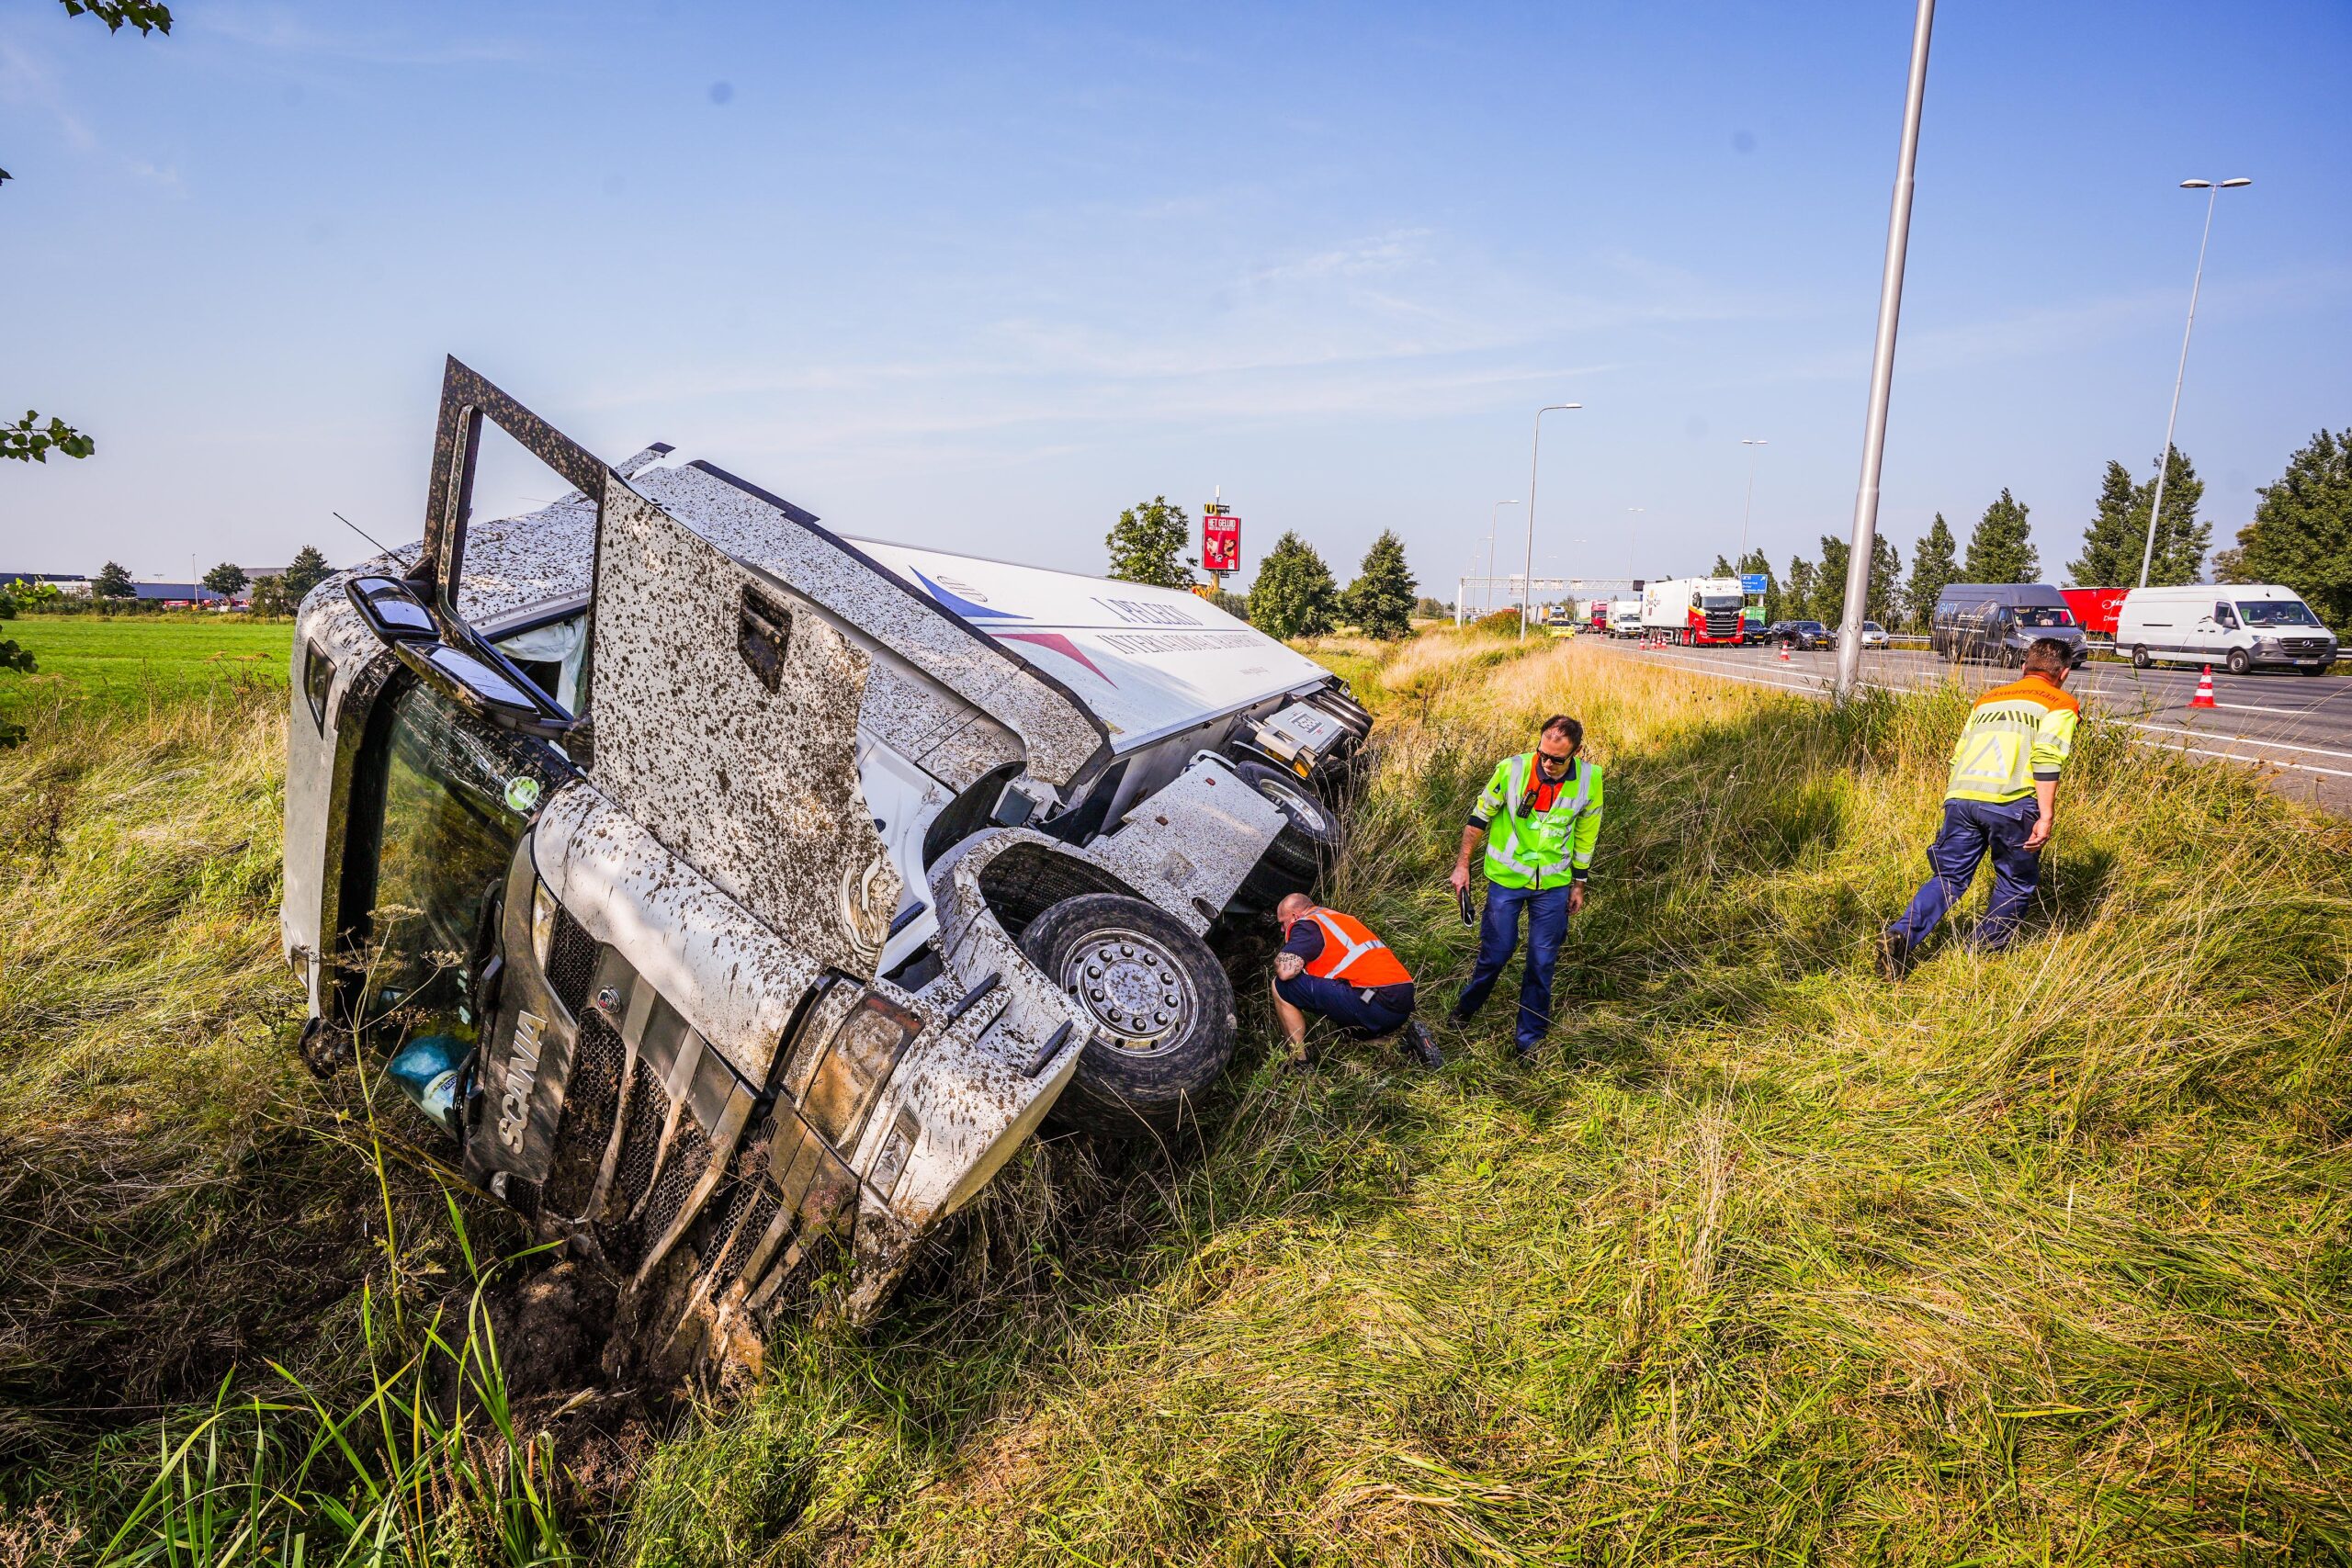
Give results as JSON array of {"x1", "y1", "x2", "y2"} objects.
[
  {"x1": 1521, "y1": 403, "x2": 1582, "y2": 637},
  {"x1": 1833, "y1": 0, "x2": 1934, "y2": 700},
  {"x1": 1486, "y1": 499, "x2": 1518, "y2": 615},
  {"x1": 2138, "y1": 176, "x2": 2252, "y2": 588},
  {"x1": 1737, "y1": 439, "x2": 1769, "y2": 565}
]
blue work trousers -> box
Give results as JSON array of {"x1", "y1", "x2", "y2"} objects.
[
  {"x1": 1887, "y1": 796, "x2": 2042, "y2": 953},
  {"x1": 1453, "y1": 880, "x2": 1572, "y2": 1049}
]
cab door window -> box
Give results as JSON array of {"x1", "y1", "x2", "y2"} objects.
[{"x1": 348, "y1": 682, "x2": 532, "y2": 1053}]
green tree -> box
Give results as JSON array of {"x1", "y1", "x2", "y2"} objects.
[
  {"x1": 1963, "y1": 490, "x2": 2040, "y2": 583},
  {"x1": 1104, "y1": 496, "x2": 1197, "y2": 590},
  {"x1": 1811, "y1": 536, "x2": 1850, "y2": 625},
  {"x1": 2214, "y1": 429, "x2": 2352, "y2": 629},
  {"x1": 1785, "y1": 555, "x2": 1816, "y2": 623},
  {"x1": 1248, "y1": 532, "x2": 1340, "y2": 640},
  {"x1": 2, "y1": 412, "x2": 95, "y2": 463},
  {"x1": 60, "y1": 1, "x2": 173, "y2": 33},
  {"x1": 247, "y1": 575, "x2": 293, "y2": 618},
  {"x1": 202, "y1": 561, "x2": 249, "y2": 602},
  {"x1": 2142, "y1": 447, "x2": 2210, "y2": 585},
  {"x1": 93, "y1": 560, "x2": 136, "y2": 599},
  {"x1": 1711, "y1": 553, "x2": 1736, "y2": 578},
  {"x1": 2072, "y1": 448, "x2": 2206, "y2": 587},
  {"x1": 1341, "y1": 530, "x2": 1418, "y2": 640},
  {"x1": 1866, "y1": 534, "x2": 1903, "y2": 626},
  {"x1": 1903, "y1": 513, "x2": 1959, "y2": 630},
  {"x1": 282, "y1": 546, "x2": 331, "y2": 600},
  {"x1": 1413, "y1": 594, "x2": 1450, "y2": 620},
  {"x1": 2069, "y1": 460, "x2": 2143, "y2": 587}
]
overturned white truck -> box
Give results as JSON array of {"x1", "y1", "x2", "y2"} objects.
[{"x1": 281, "y1": 360, "x2": 1370, "y2": 1371}]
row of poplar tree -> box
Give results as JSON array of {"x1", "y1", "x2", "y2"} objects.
[
  {"x1": 1103, "y1": 497, "x2": 1423, "y2": 641},
  {"x1": 1743, "y1": 429, "x2": 2352, "y2": 632}
]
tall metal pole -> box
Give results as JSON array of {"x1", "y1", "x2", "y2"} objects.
[
  {"x1": 1833, "y1": 0, "x2": 1935, "y2": 699},
  {"x1": 1521, "y1": 404, "x2": 1580, "y2": 638},
  {"x1": 2138, "y1": 177, "x2": 2250, "y2": 588},
  {"x1": 1737, "y1": 439, "x2": 1768, "y2": 564}
]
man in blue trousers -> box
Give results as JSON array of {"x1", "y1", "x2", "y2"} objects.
[
  {"x1": 1879, "y1": 637, "x2": 2079, "y2": 977},
  {"x1": 1448, "y1": 715, "x2": 1604, "y2": 1058}
]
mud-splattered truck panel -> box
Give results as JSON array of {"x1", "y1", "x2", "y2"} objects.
[{"x1": 280, "y1": 359, "x2": 1371, "y2": 1371}]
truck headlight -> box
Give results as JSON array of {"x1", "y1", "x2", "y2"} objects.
[{"x1": 531, "y1": 878, "x2": 558, "y2": 972}]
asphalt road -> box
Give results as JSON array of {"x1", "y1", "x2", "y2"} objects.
[{"x1": 1602, "y1": 637, "x2": 2352, "y2": 816}]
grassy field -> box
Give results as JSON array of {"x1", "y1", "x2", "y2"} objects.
[
  {"x1": 5, "y1": 626, "x2": 2352, "y2": 1564},
  {"x1": 0, "y1": 615, "x2": 289, "y2": 724}
]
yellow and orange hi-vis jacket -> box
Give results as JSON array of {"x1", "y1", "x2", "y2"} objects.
[{"x1": 1944, "y1": 672, "x2": 2080, "y2": 805}]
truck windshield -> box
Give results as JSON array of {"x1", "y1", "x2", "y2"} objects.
[
  {"x1": 354, "y1": 684, "x2": 530, "y2": 1050},
  {"x1": 2238, "y1": 600, "x2": 2321, "y2": 627},
  {"x1": 2016, "y1": 606, "x2": 2075, "y2": 627},
  {"x1": 1701, "y1": 595, "x2": 1743, "y2": 609}
]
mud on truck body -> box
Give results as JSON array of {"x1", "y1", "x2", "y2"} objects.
[{"x1": 281, "y1": 360, "x2": 1371, "y2": 1374}]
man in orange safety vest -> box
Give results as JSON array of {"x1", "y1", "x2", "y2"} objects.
[{"x1": 1270, "y1": 893, "x2": 1442, "y2": 1069}]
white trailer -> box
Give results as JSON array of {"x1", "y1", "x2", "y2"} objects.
[{"x1": 1641, "y1": 577, "x2": 1747, "y2": 645}]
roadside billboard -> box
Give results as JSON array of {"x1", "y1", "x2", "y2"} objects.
[{"x1": 1203, "y1": 513, "x2": 1239, "y2": 574}]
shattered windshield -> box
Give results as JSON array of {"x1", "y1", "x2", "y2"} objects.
[{"x1": 2238, "y1": 600, "x2": 2321, "y2": 627}]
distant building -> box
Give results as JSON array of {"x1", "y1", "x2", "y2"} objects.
[{"x1": 1, "y1": 570, "x2": 91, "y2": 596}]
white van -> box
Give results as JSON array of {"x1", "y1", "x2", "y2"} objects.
[
  {"x1": 1608, "y1": 600, "x2": 1642, "y2": 637},
  {"x1": 2117, "y1": 584, "x2": 2339, "y2": 675}
]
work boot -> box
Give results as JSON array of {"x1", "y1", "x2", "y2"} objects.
[
  {"x1": 1875, "y1": 929, "x2": 1913, "y2": 981},
  {"x1": 1282, "y1": 1042, "x2": 1317, "y2": 1072},
  {"x1": 1396, "y1": 1020, "x2": 1443, "y2": 1070}
]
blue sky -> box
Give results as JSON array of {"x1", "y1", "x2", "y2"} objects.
[{"x1": 6, "y1": 1, "x2": 2347, "y2": 593}]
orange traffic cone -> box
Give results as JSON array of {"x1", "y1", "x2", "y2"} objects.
[
  {"x1": 2189, "y1": 666, "x2": 2218, "y2": 709},
  {"x1": 1778, "y1": 643, "x2": 1791, "y2": 662}
]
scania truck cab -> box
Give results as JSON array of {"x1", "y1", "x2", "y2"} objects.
[{"x1": 281, "y1": 360, "x2": 1370, "y2": 1373}]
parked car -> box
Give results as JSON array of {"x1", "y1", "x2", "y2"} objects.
[
  {"x1": 1774, "y1": 620, "x2": 1833, "y2": 650},
  {"x1": 2117, "y1": 584, "x2": 2339, "y2": 675},
  {"x1": 283, "y1": 359, "x2": 1374, "y2": 1376},
  {"x1": 1928, "y1": 583, "x2": 2088, "y2": 668},
  {"x1": 1856, "y1": 620, "x2": 1889, "y2": 649}
]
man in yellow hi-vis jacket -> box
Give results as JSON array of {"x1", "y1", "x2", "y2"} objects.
[
  {"x1": 1879, "y1": 637, "x2": 2078, "y2": 977},
  {"x1": 1448, "y1": 714, "x2": 1604, "y2": 1057}
]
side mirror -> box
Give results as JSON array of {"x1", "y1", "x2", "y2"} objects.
[
  {"x1": 346, "y1": 575, "x2": 438, "y2": 641},
  {"x1": 345, "y1": 574, "x2": 577, "y2": 739}
]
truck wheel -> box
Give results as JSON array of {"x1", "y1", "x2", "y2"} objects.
[
  {"x1": 2225, "y1": 648, "x2": 2252, "y2": 676},
  {"x1": 1021, "y1": 893, "x2": 1236, "y2": 1134},
  {"x1": 2131, "y1": 645, "x2": 2151, "y2": 669},
  {"x1": 1232, "y1": 761, "x2": 1345, "y2": 893}
]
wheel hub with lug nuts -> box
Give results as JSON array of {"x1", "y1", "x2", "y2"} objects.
[{"x1": 1064, "y1": 930, "x2": 1189, "y2": 1055}]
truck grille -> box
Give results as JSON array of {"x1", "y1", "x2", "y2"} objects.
[
  {"x1": 2280, "y1": 637, "x2": 2333, "y2": 658},
  {"x1": 635, "y1": 1117, "x2": 714, "y2": 1260},
  {"x1": 546, "y1": 907, "x2": 598, "y2": 1018},
  {"x1": 1704, "y1": 609, "x2": 1740, "y2": 637},
  {"x1": 544, "y1": 1011, "x2": 624, "y2": 1217},
  {"x1": 612, "y1": 1057, "x2": 667, "y2": 1204}
]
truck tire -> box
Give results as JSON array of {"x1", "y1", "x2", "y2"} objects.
[
  {"x1": 2132, "y1": 645, "x2": 2151, "y2": 669},
  {"x1": 2226, "y1": 647, "x2": 2252, "y2": 676},
  {"x1": 1232, "y1": 761, "x2": 1345, "y2": 884},
  {"x1": 1021, "y1": 893, "x2": 1236, "y2": 1134}
]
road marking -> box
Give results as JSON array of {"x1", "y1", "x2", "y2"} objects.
[
  {"x1": 2120, "y1": 719, "x2": 2352, "y2": 763},
  {"x1": 1612, "y1": 648, "x2": 2352, "y2": 780}
]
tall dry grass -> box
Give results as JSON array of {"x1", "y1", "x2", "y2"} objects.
[{"x1": 626, "y1": 633, "x2": 2352, "y2": 1565}]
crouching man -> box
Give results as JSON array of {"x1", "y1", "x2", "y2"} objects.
[{"x1": 1270, "y1": 894, "x2": 1442, "y2": 1069}]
